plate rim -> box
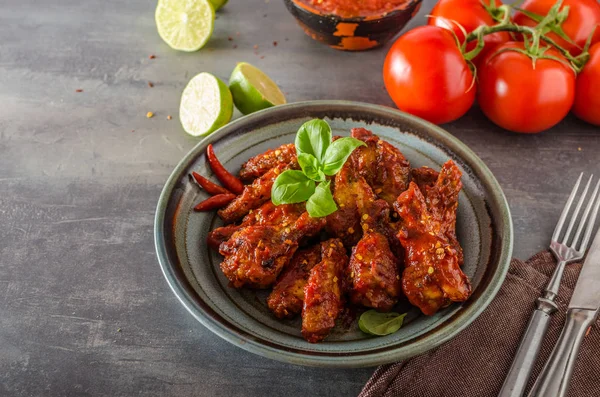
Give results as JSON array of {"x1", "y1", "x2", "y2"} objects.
[{"x1": 154, "y1": 100, "x2": 514, "y2": 367}]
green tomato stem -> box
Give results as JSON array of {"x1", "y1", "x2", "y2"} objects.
[{"x1": 464, "y1": 23, "x2": 582, "y2": 69}]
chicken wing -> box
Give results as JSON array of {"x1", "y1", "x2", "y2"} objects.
[
  {"x1": 348, "y1": 200, "x2": 402, "y2": 311},
  {"x1": 302, "y1": 239, "x2": 348, "y2": 343},
  {"x1": 239, "y1": 143, "x2": 297, "y2": 182},
  {"x1": 267, "y1": 245, "x2": 321, "y2": 319},
  {"x1": 350, "y1": 128, "x2": 410, "y2": 206},
  {"x1": 218, "y1": 162, "x2": 290, "y2": 224},
  {"x1": 394, "y1": 178, "x2": 471, "y2": 316},
  {"x1": 208, "y1": 202, "x2": 304, "y2": 250},
  {"x1": 219, "y1": 212, "x2": 325, "y2": 289},
  {"x1": 411, "y1": 163, "x2": 463, "y2": 265},
  {"x1": 326, "y1": 156, "x2": 377, "y2": 248}
]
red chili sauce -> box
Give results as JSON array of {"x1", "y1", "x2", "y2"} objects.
[{"x1": 297, "y1": 0, "x2": 410, "y2": 18}]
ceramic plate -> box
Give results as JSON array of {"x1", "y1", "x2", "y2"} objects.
[{"x1": 154, "y1": 101, "x2": 513, "y2": 367}]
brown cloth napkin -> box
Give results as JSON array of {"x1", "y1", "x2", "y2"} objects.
[{"x1": 360, "y1": 251, "x2": 600, "y2": 397}]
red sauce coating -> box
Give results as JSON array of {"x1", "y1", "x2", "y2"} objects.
[{"x1": 297, "y1": 0, "x2": 411, "y2": 18}]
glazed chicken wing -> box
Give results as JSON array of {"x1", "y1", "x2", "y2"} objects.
[
  {"x1": 207, "y1": 202, "x2": 304, "y2": 250},
  {"x1": 394, "y1": 167, "x2": 471, "y2": 315},
  {"x1": 218, "y1": 162, "x2": 290, "y2": 223},
  {"x1": 326, "y1": 156, "x2": 378, "y2": 248},
  {"x1": 350, "y1": 128, "x2": 410, "y2": 206},
  {"x1": 219, "y1": 212, "x2": 324, "y2": 289},
  {"x1": 411, "y1": 164, "x2": 463, "y2": 265},
  {"x1": 267, "y1": 245, "x2": 321, "y2": 319},
  {"x1": 302, "y1": 239, "x2": 348, "y2": 343},
  {"x1": 347, "y1": 200, "x2": 402, "y2": 311},
  {"x1": 239, "y1": 143, "x2": 297, "y2": 182}
]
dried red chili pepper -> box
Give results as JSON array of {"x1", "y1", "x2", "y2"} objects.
[
  {"x1": 206, "y1": 144, "x2": 244, "y2": 194},
  {"x1": 191, "y1": 171, "x2": 231, "y2": 195},
  {"x1": 193, "y1": 194, "x2": 236, "y2": 212}
]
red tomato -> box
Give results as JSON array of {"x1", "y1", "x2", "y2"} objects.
[
  {"x1": 429, "y1": 0, "x2": 511, "y2": 62},
  {"x1": 573, "y1": 43, "x2": 600, "y2": 125},
  {"x1": 478, "y1": 42, "x2": 576, "y2": 133},
  {"x1": 513, "y1": 0, "x2": 600, "y2": 56},
  {"x1": 383, "y1": 26, "x2": 476, "y2": 125}
]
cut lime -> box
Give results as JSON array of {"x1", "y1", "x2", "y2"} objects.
[
  {"x1": 209, "y1": 0, "x2": 228, "y2": 10},
  {"x1": 155, "y1": 0, "x2": 215, "y2": 52},
  {"x1": 229, "y1": 62, "x2": 287, "y2": 115},
  {"x1": 179, "y1": 73, "x2": 233, "y2": 137}
]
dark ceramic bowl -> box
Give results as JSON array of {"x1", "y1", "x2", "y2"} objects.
[
  {"x1": 283, "y1": 0, "x2": 423, "y2": 51},
  {"x1": 154, "y1": 101, "x2": 513, "y2": 367}
]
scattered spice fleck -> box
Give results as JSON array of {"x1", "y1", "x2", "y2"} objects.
[
  {"x1": 285, "y1": 37, "x2": 289, "y2": 41},
  {"x1": 146, "y1": 111, "x2": 154, "y2": 118},
  {"x1": 273, "y1": 41, "x2": 278, "y2": 46},
  {"x1": 117, "y1": 328, "x2": 122, "y2": 333},
  {"x1": 75, "y1": 89, "x2": 83, "y2": 93},
  {"x1": 260, "y1": 55, "x2": 265, "y2": 59},
  {"x1": 347, "y1": 227, "x2": 355, "y2": 234},
  {"x1": 148, "y1": 81, "x2": 154, "y2": 88},
  {"x1": 228, "y1": 36, "x2": 233, "y2": 41},
  {"x1": 578, "y1": 147, "x2": 582, "y2": 151},
  {"x1": 233, "y1": 44, "x2": 238, "y2": 49},
  {"x1": 586, "y1": 326, "x2": 592, "y2": 336},
  {"x1": 149, "y1": 54, "x2": 156, "y2": 59},
  {"x1": 131, "y1": 130, "x2": 135, "y2": 132},
  {"x1": 236, "y1": 31, "x2": 240, "y2": 36},
  {"x1": 167, "y1": 115, "x2": 172, "y2": 120},
  {"x1": 263, "y1": 13, "x2": 268, "y2": 17},
  {"x1": 253, "y1": 44, "x2": 259, "y2": 49}
]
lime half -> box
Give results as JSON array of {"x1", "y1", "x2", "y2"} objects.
[
  {"x1": 229, "y1": 62, "x2": 287, "y2": 115},
  {"x1": 155, "y1": 0, "x2": 215, "y2": 52},
  {"x1": 209, "y1": 0, "x2": 228, "y2": 10},
  {"x1": 179, "y1": 73, "x2": 233, "y2": 137}
]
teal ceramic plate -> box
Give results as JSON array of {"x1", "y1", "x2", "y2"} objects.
[{"x1": 154, "y1": 101, "x2": 513, "y2": 367}]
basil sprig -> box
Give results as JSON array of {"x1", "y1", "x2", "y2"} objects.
[
  {"x1": 271, "y1": 119, "x2": 365, "y2": 218},
  {"x1": 358, "y1": 310, "x2": 408, "y2": 336}
]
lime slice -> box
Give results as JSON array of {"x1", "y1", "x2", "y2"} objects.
[
  {"x1": 179, "y1": 73, "x2": 233, "y2": 137},
  {"x1": 155, "y1": 0, "x2": 215, "y2": 52},
  {"x1": 229, "y1": 62, "x2": 287, "y2": 115},
  {"x1": 209, "y1": 0, "x2": 228, "y2": 10}
]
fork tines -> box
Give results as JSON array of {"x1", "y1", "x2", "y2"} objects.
[{"x1": 552, "y1": 173, "x2": 600, "y2": 253}]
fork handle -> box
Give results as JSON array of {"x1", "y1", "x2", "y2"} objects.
[
  {"x1": 527, "y1": 308, "x2": 597, "y2": 397},
  {"x1": 498, "y1": 297, "x2": 558, "y2": 397}
]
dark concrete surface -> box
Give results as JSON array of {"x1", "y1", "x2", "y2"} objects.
[{"x1": 1, "y1": 0, "x2": 599, "y2": 396}]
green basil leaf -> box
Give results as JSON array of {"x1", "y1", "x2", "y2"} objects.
[
  {"x1": 358, "y1": 310, "x2": 408, "y2": 336},
  {"x1": 295, "y1": 119, "x2": 332, "y2": 163},
  {"x1": 271, "y1": 170, "x2": 316, "y2": 205},
  {"x1": 322, "y1": 137, "x2": 366, "y2": 176},
  {"x1": 297, "y1": 153, "x2": 325, "y2": 182},
  {"x1": 306, "y1": 180, "x2": 337, "y2": 218}
]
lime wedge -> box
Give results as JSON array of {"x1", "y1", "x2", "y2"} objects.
[
  {"x1": 209, "y1": 0, "x2": 228, "y2": 10},
  {"x1": 155, "y1": 0, "x2": 215, "y2": 52},
  {"x1": 179, "y1": 73, "x2": 233, "y2": 137},
  {"x1": 229, "y1": 62, "x2": 287, "y2": 115}
]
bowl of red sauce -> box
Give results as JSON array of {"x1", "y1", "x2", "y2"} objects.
[{"x1": 284, "y1": 0, "x2": 423, "y2": 51}]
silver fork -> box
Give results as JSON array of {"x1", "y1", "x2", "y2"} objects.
[{"x1": 498, "y1": 173, "x2": 600, "y2": 397}]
